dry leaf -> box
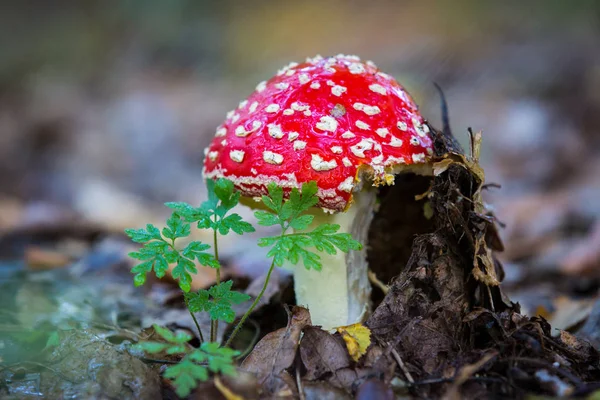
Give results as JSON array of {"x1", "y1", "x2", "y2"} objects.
[
  {"x1": 242, "y1": 306, "x2": 310, "y2": 395},
  {"x1": 336, "y1": 323, "x2": 371, "y2": 362}
]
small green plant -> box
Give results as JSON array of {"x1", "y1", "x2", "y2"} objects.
[
  {"x1": 137, "y1": 325, "x2": 238, "y2": 398},
  {"x1": 125, "y1": 178, "x2": 362, "y2": 396}
]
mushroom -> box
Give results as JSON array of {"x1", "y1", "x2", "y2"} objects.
[{"x1": 203, "y1": 55, "x2": 434, "y2": 330}]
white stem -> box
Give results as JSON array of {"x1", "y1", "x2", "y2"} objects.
[{"x1": 292, "y1": 189, "x2": 376, "y2": 330}]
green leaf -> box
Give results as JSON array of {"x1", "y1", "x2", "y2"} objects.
[
  {"x1": 181, "y1": 241, "x2": 220, "y2": 268},
  {"x1": 185, "y1": 290, "x2": 210, "y2": 313},
  {"x1": 172, "y1": 257, "x2": 196, "y2": 292},
  {"x1": 289, "y1": 214, "x2": 314, "y2": 230},
  {"x1": 165, "y1": 202, "x2": 208, "y2": 223},
  {"x1": 203, "y1": 179, "x2": 219, "y2": 211},
  {"x1": 198, "y1": 342, "x2": 239, "y2": 376},
  {"x1": 164, "y1": 358, "x2": 208, "y2": 398},
  {"x1": 153, "y1": 325, "x2": 192, "y2": 344},
  {"x1": 214, "y1": 178, "x2": 240, "y2": 211},
  {"x1": 181, "y1": 241, "x2": 210, "y2": 258},
  {"x1": 257, "y1": 181, "x2": 363, "y2": 272},
  {"x1": 162, "y1": 213, "x2": 191, "y2": 241},
  {"x1": 219, "y1": 213, "x2": 255, "y2": 235},
  {"x1": 205, "y1": 280, "x2": 250, "y2": 323},
  {"x1": 135, "y1": 341, "x2": 171, "y2": 353},
  {"x1": 181, "y1": 241, "x2": 219, "y2": 268},
  {"x1": 262, "y1": 183, "x2": 283, "y2": 213},
  {"x1": 254, "y1": 210, "x2": 280, "y2": 227},
  {"x1": 125, "y1": 224, "x2": 162, "y2": 243}
]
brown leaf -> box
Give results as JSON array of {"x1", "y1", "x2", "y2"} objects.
[
  {"x1": 300, "y1": 326, "x2": 351, "y2": 386},
  {"x1": 241, "y1": 306, "x2": 310, "y2": 394}
]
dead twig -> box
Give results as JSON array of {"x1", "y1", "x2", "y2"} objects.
[
  {"x1": 389, "y1": 344, "x2": 414, "y2": 384},
  {"x1": 368, "y1": 269, "x2": 389, "y2": 295},
  {"x1": 296, "y1": 355, "x2": 305, "y2": 400},
  {"x1": 443, "y1": 350, "x2": 498, "y2": 400}
]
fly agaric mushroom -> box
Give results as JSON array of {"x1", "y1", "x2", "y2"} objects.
[{"x1": 203, "y1": 54, "x2": 434, "y2": 329}]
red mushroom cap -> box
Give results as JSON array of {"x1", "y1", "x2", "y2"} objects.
[{"x1": 203, "y1": 54, "x2": 434, "y2": 212}]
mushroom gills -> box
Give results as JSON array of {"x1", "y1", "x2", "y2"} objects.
[{"x1": 291, "y1": 188, "x2": 376, "y2": 330}]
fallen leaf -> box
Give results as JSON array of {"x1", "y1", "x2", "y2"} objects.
[
  {"x1": 241, "y1": 306, "x2": 310, "y2": 395},
  {"x1": 300, "y1": 326, "x2": 351, "y2": 386},
  {"x1": 25, "y1": 246, "x2": 71, "y2": 270},
  {"x1": 336, "y1": 323, "x2": 371, "y2": 362}
]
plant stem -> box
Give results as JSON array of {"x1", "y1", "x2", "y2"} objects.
[
  {"x1": 185, "y1": 298, "x2": 204, "y2": 344},
  {"x1": 224, "y1": 259, "x2": 276, "y2": 348},
  {"x1": 211, "y1": 227, "x2": 220, "y2": 343}
]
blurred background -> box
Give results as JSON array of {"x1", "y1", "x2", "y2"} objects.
[{"x1": 0, "y1": 0, "x2": 599, "y2": 321}]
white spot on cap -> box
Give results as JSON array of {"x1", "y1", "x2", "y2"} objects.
[
  {"x1": 238, "y1": 100, "x2": 248, "y2": 109},
  {"x1": 265, "y1": 104, "x2": 280, "y2": 113},
  {"x1": 221, "y1": 139, "x2": 227, "y2": 146},
  {"x1": 208, "y1": 151, "x2": 219, "y2": 161},
  {"x1": 256, "y1": 81, "x2": 267, "y2": 92},
  {"x1": 331, "y1": 85, "x2": 347, "y2": 96},
  {"x1": 386, "y1": 156, "x2": 405, "y2": 164},
  {"x1": 298, "y1": 73, "x2": 310, "y2": 84},
  {"x1": 291, "y1": 102, "x2": 309, "y2": 112},
  {"x1": 226, "y1": 110, "x2": 235, "y2": 119},
  {"x1": 311, "y1": 154, "x2": 338, "y2": 171},
  {"x1": 285, "y1": 69, "x2": 295, "y2": 76},
  {"x1": 389, "y1": 136, "x2": 403, "y2": 147},
  {"x1": 427, "y1": 147, "x2": 434, "y2": 155},
  {"x1": 316, "y1": 116, "x2": 338, "y2": 132},
  {"x1": 353, "y1": 102, "x2": 380, "y2": 115},
  {"x1": 341, "y1": 131, "x2": 355, "y2": 139},
  {"x1": 229, "y1": 150, "x2": 245, "y2": 163},
  {"x1": 348, "y1": 63, "x2": 366, "y2": 74},
  {"x1": 283, "y1": 109, "x2": 294, "y2": 115},
  {"x1": 397, "y1": 121, "x2": 408, "y2": 131},
  {"x1": 310, "y1": 82, "x2": 321, "y2": 89},
  {"x1": 251, "y1": 168, "x2": 258, "y2": 174},
  {"x1": 231, "y1": 114, "x2": 240, "y2": 123},
  {"x1": 366, "y1": 60, "x2": 377, "y2": 68},
  {"x1": 306, "y1": 55, "x2": 324, "y2": 64},
  {"x1": 304, "y1": 110, "x2": 311, "y2": 116},
  {"x1": 275, "y1": 82, "x2": 290, "y2": 90},
  {"x1": 377, "y1": 72, "x2": 392, "y2": 80},
  {"x1": 288, "y1": 132, "x2": 299, "y2": 141},
  {"x1": 326, "y1": 80, "x2": 335, "y2": 86},
  {"x1": 338, "y1": 176, "x2": 354, "y2": 192},
  {"x1": 376, "y1": 128, "x2": 389, "y2": 138},
  {"x1": 294, "y1": 140, "x2": 307, "y2": 150},
  {"x1": 249, "y1": 102, "x2": 259, "y2": 113},
  {"x1": 235, "y1": 121, "x2": 262, "y2": 137},
  {"x1": 263, "y1": 151, "x2": 284, "y2": 165},
  {"x1": 268, "y1": 124, "x2": 284, "y2": 139},
  {"x1": 350, "y1": 138, "x2": 374, "y2": 158},
  {"x1": 413, "y1": 117, "x2": 428, "y2": 137},
  {"x1": 203, "y1": 147, "x2": 209, "y2": 156},
  {"x1": 215, "y1": 127, "x2": 227, "y2": 137},
  {"x1": 331, "y1": 146, "x2": 343, "y2": 154},
  {"x1": 410, "y1": 136, "x2": 420, "y2": 146},
  {"x1": 372, "y1": 154, "x2": 384, "y2": 164},
  {"x1": 412, "y1": 153, "x2": 426, "y2": 163},
  {"x1": 342, "y1": 157, "x2": 352, "y2": 167},
  {"x1": 369, "y1": 84, "x2": 387, "y2": 95},
  {"x1": 355, "y1": 120, "x2": 370, "y2": 130}
]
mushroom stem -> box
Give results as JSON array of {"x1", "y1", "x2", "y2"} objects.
[{"x1": 292, "y1": 189, "x2": 376, "y2": 330}]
